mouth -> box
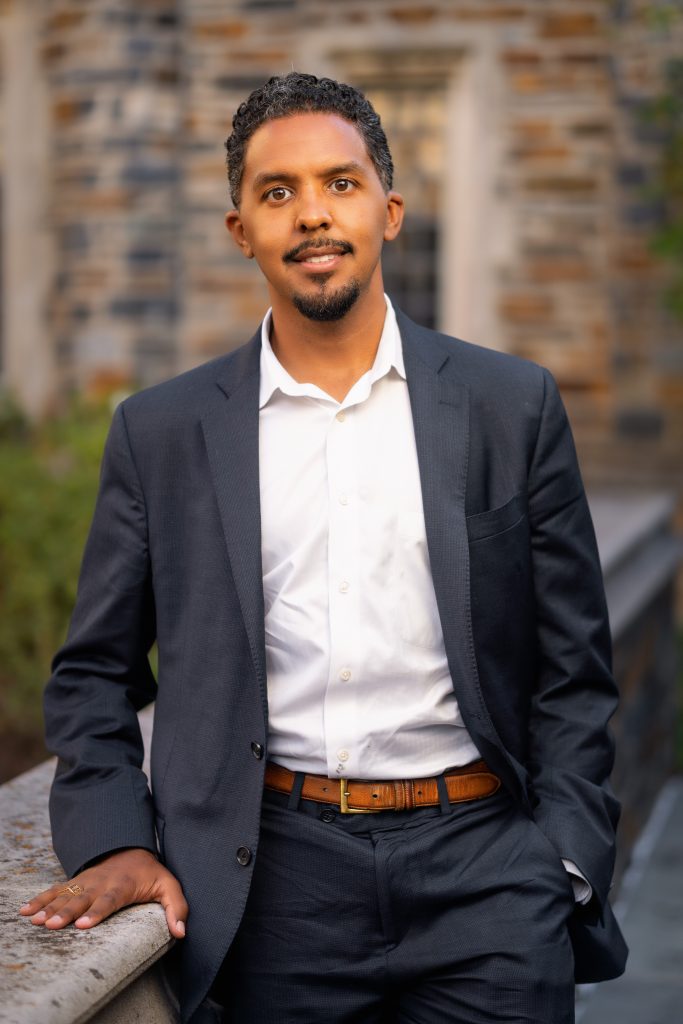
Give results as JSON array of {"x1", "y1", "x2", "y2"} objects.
[{"x1": 284, "y1": 239, "x2": 353, "y2": 271}]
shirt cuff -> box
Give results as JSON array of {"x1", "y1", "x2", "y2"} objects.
[{"x1": 562, "y1": 858, "x2": 592, "y2": 905}]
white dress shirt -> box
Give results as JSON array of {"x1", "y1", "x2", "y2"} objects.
[
  {"x1": 257, "y1": 296, "x2": 591, "y2": 904},
  {"x1": 258, "y1": 297, "x2": 480, "y2": 781}
]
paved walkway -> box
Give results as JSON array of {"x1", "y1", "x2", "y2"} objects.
[{"x1": 577, "y1": 776, "x2": 683, "y2": 1023}]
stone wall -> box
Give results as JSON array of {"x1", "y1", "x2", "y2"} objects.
[{"x1": 0, "y1": 0, "x2": 681, "y2": 514}]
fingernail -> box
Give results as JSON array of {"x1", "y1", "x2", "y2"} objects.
[
  {"x1": 31, "y1": 911, "x2": 46, "y2": 922},
  {"x1": 75, "y1": 916, "x2": 91, "y2": 927},
  {"x1": 176, "y1": 920, "x2": 185, "y2": 936},
  {"x1": 19, "y1": 904, "x2": 31, "y2": 912},
  {"x1": 46, "y1": 915, "x2": 62, "y2": 925}
]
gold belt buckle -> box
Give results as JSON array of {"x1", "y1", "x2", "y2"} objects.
[{"x1": 339, "y1": 778, "x2": 382, "y2": 814}]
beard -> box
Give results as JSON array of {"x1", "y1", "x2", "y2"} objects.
[{"x1": 292, "y1": 278, "x2": 362, "y2": 322}]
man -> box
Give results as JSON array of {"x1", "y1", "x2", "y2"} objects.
[{"x1": 21, "y1": 73, "x2": 626, "y2": 1023}]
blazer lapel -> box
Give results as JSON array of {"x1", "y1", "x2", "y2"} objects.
[
  {"x1": 399, "y1": 312, "x2": 530, "y2": 809},
  {"x1": 200, "y1": 332, "x2": 268, "y2": 716}
]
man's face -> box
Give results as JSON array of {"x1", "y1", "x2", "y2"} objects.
[{"x1": 226, "y1": 112, "x2": 403, "y2": 322}]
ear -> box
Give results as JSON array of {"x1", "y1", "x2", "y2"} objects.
[
  {"x1": 225, "y1": 210, "x2": 254, "y2": 259},
  {"x1": 383, "y1": 191, "x2": 405, "y2": 242}
]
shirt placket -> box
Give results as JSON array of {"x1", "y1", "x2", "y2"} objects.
[{"x1": 323, "y1": 404, "x2": 361, "y2": 779}]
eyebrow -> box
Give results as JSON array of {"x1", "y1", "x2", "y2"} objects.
[{"x1": 251, "y1": 161, "x2": 367, "y2": 193}]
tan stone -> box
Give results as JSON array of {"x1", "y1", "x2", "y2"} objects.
[
  {"x1": 523, "y1": 174, "x2": 599, "y2": 194},
  {"x1": 528, "y1": 261, "x2": 593, "y2": 283},
  {"x1": 388, "y1": 7, "x2": 438, "y2": 25},
  {"x1": 502, "y1": 50, "x2": 542, "y2": 66},
  {"x1": 75, "y1": 190, "x2": 135, "y2": 211},
  {"x1": 46, "y1": 9, "x2": 86, "y2": 32},
  {"x1": 499, "y1": 293, "x2": 554, "y2": 322},
  {"x1": 227, "y1": 49, "x2": 290, "y2": 63},
  {"x1": 451, "y1": 6, "x2": 527, "y2": 21},
  {"x1": 512, "y1": 143, "x2": 571, "y2": 161},
  {"x1": 51, "y1": 98, "x2": 84, "y2": 124},
  {"x1": 509, "y1": 70, "x2": 581, "y2": 93},
  {"x1": 39, "y1": 41, "x2": 67, "y2": 64},
  {"x1": 192, "y1": 21, "x2": 249, "y2": 40},
  {"x1": 616, "y1": 245, "x2": 657, "y2": 273},
  {"x1": 540, "y1": 13, "x2": 601, "y2": 38},
  {"x1": 512, "y1": 119, "x2": 554, "y2": 138}
]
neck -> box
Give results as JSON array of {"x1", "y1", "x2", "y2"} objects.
[{"x1": 268, "y1": 280, "x2": 387, "y2": 402}]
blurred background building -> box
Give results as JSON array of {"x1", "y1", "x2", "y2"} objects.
[{"x1": 0, "y1": 0, "x2": 681, "y2": 506}]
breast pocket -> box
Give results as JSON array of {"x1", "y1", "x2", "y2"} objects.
[
  {"x1": 466, "y1": 492, "x2": 526, "y2": 543},
  {"x1": 396, "y1": 510, "x2": 444, "y2": 649}
]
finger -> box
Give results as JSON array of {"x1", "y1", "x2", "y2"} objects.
[
  {"x1": 28, "y1": 893, "x2": 75, "y2": 926},
  {"x1": 156, "y1": 874, "x2": 189, "y2": 939},
  {"x1": 19, "y1": 884, "x2": 72, "y2": 915},
  {"x1": 42, "y1": 892, "x2": 94, "y2": 929},
  {"x1": 72, "y1": 888, "x2": 124, "y2": 929}
]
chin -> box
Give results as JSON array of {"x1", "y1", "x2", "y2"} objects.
[{"x1": 292, "y1": 279, "x2": 362, "y2": 322}]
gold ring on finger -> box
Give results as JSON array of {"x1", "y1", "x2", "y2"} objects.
[{"x1": 57, "y1": 884, "x2": 84, "y2": 897}]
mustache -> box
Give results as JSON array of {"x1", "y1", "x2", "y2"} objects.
[{"x1": 283, "y1": 238, "x2": 354, "y2": 262}]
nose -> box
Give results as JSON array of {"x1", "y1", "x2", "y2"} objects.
[{"x1": 294, "y1": 188, "x2": 332, "y2": 232}]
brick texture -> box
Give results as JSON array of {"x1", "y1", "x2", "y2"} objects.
[{"x1": 0, "y1": 0, "x2": 681, "y2": 520}]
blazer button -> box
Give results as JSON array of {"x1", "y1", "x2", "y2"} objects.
[
  {"x1": 236, "y1": 847, "x2": 252, "y2": 867},
  {"x1": 251, "y1": 741, "x2": 264, "y2": 759}
]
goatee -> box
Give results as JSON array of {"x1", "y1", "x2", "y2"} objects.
[{"x1": 292, "y1": 279, "x2": 362, "y2": 322}]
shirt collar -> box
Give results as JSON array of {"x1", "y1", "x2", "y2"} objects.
[{"x1": 258, "y1": 295, "x2": 405, "y2": 410}]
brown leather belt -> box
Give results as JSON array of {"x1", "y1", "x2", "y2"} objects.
[{"x1": 264, "y1": 759, "x2": 501, "y2": 813}]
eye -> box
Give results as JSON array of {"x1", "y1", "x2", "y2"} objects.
[
  {"x1": 264, "y1": 186, "x2": 293, "y2": 203},
  {"x1": 329, "y1": 178, "x2": 355, "y2": 194}
]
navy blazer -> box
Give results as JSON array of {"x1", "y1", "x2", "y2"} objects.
[{"x1": 45, "y1": 311, "x2": 627, "y2": 1022}]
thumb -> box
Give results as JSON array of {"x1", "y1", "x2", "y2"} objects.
[{"x1": 157, "y1": 873, "x2": 188, "y2": 939}]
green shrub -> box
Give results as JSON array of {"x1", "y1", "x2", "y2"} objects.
[{"x1": 0, "y1": 398, "x2": 112, "y2": 733}]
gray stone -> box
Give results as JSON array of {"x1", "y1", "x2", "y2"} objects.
[
  {"x1": 589, "y1": 491, "x2": 683, "y2": 639},
  {"x1": 0, "y1": 709, "x2": 177, "y2": 1024}
]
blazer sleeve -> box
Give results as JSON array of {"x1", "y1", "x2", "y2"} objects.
[
  {"x1": 526, "y1": 368, "x2": 621, "y2": 910},
  {"x1": 44, "y1": 401, "x2": 158, "y2": 879}
]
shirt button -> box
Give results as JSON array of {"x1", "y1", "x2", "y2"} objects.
[
  {"x1": 236, "y1": 846, "x2": 252, "y2": 867},
  {"x1": 251, "y1": 741, "x2": 264, "y2": 759},
  {"x1": 337, "y1": 749, "x2": 350, "y2": 762},
  {"x1": 336, "y1": 411, "x2": 346, "y2": 423},
  {"x1": 339, "y1": 668, "x2": 351, "y2": 681},
  {"x1": 339, "y1": 494, "x2": 349, "y2": 505},
  {"x1": 321, "y1": 809, "x2": 336, "y2": 823},
  {"x1": 339, "y1": 580, "x2": 350, "y2": 593}
]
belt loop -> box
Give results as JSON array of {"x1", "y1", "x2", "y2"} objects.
[
  {"x1": 436, "y1": 774, "x2": 452, "y2": 815},
  {"x1": 287, "y1": 771, "x2": 305, "y2": 810}
]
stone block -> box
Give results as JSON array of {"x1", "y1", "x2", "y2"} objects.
[
  {"x1": 540, "y1": 13, "x2": 601, "y2": 38},
  {"x1": 387, "y1": 7, "x2": 438, "y2": 25},
  {"x1": 527, "y1": 260, "x2": 593, "y2": 283},
  {"x1": 499, "y1": 292, "x2": 554, "y2": 322},
  {"x1": 450, "y1": 6, "x2": 527, "y2": 21},
  {"x1": 191, "y1": 21, "x2": 250, "y2": 40},
  {"x1": 523, "y1": 174, "x2": 599, "y2": 195},
  {"x1": 46, "y1": 9, "x2": 87, "y2": 33}
]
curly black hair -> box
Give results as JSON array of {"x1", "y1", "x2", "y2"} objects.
[{"x1": 225, "y1": 72, "x2": 394, "y2": 208}]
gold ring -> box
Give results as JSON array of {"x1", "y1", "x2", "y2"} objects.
[{"x1": 57, "y1": 883, "x2": 84, "y2": 897}]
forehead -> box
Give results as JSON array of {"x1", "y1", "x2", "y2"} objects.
[{"x1": 242, "y1": 111, "x2": 376, "y2": 182}]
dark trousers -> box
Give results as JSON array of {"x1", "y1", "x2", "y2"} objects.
[{"x1": 211, "y1": 786, "x2": 576, "y2": 1023}]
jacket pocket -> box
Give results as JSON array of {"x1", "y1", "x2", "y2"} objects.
[{"x1": 466, "y1": 492, "x2": 526, "y2": 543}]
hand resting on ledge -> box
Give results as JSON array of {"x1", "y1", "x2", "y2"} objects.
[{"x1": 18, "y1": 847, "x2": 188, "y2": 939}]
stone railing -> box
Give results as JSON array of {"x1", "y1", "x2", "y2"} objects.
[
  {"x1": 0, "y1": 707, "x2": 178, "y2": 1024},
  {"x1": 0, "y1": 492, "x2": 681, "y2": 1022}
]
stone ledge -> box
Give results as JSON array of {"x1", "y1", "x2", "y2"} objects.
[
  {"x1": 0, "y1": 708, "x2": 176, "y2": 1024},
  {"x1": 589, "y1": 491, "x2": 683, "y2": 639}
]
